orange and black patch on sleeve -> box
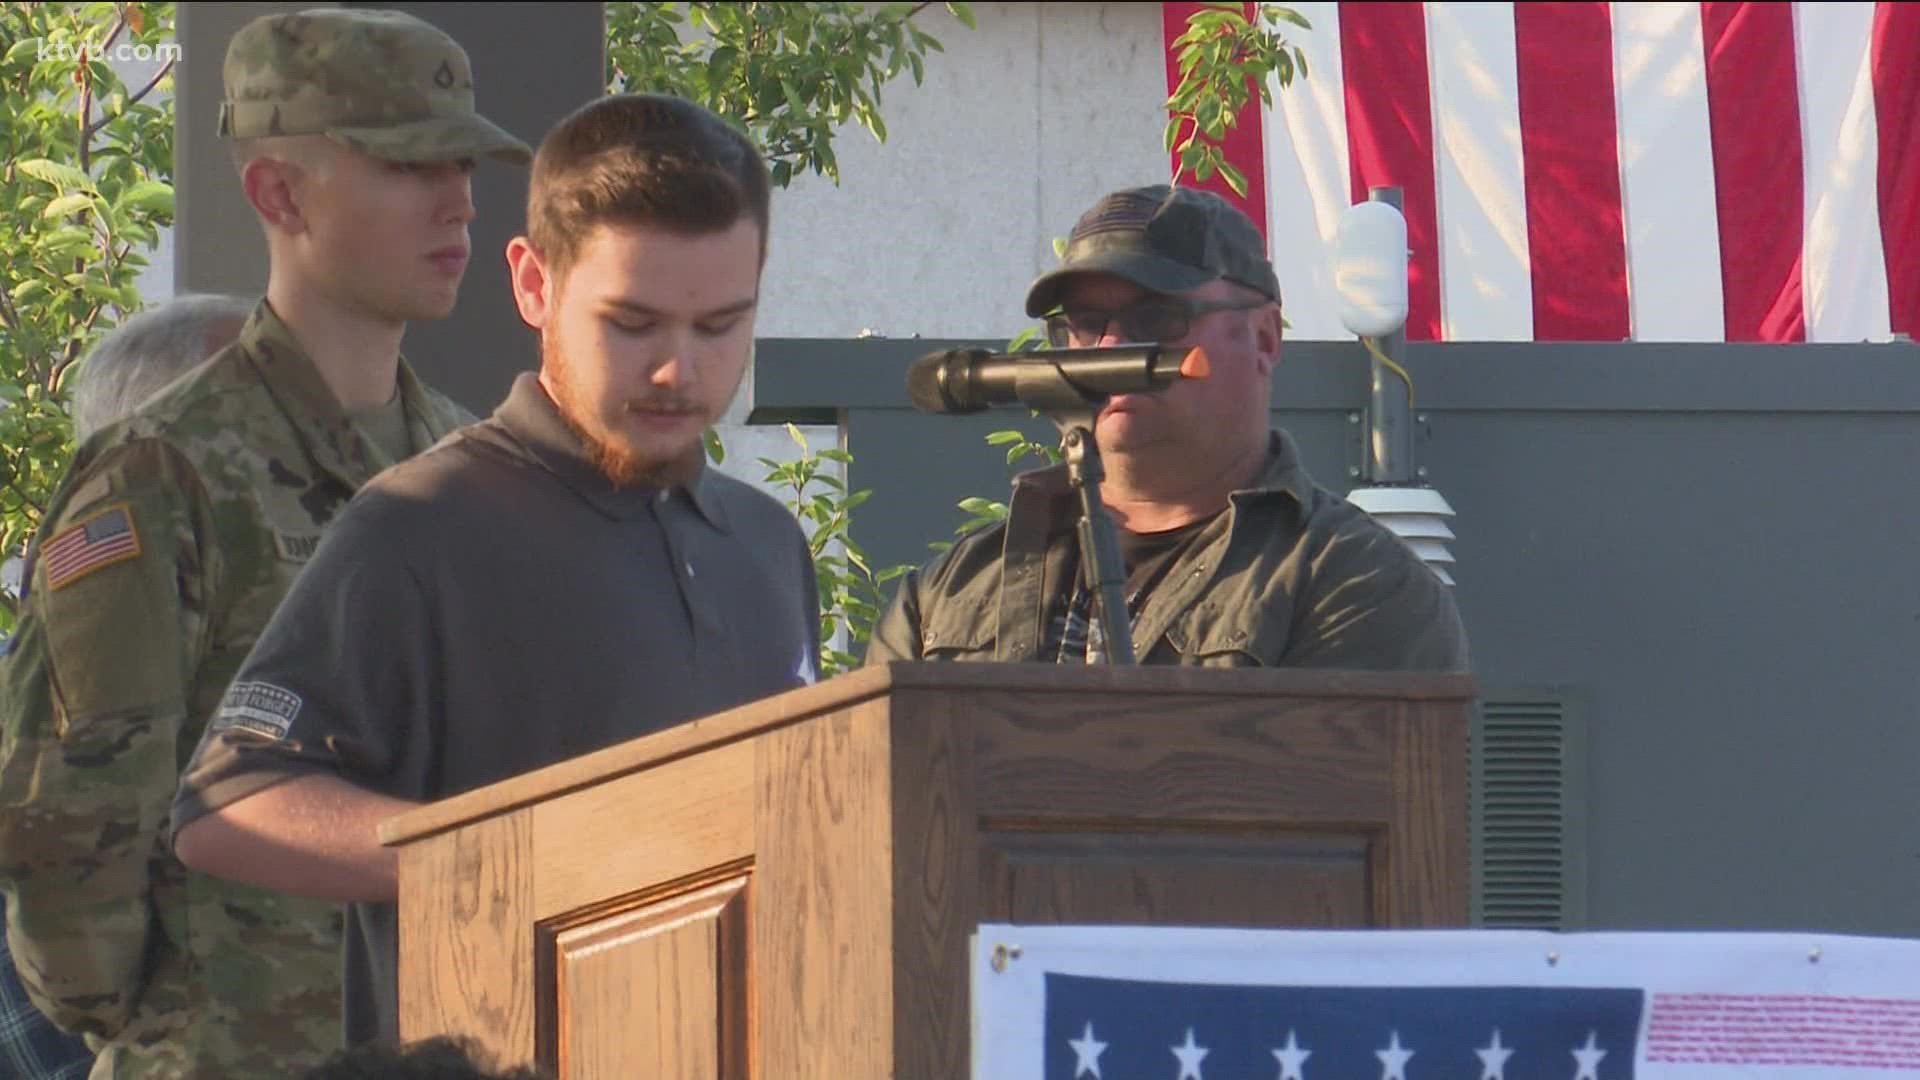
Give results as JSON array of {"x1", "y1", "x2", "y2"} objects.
[{"x1": 42, "y1": 503, "x2": 143, "y2": 591}]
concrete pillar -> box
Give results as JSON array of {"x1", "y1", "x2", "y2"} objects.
[{"x1": 175, "y1": 2, "x2": 320, "y2": 300}]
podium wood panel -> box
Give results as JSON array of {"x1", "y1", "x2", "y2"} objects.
[
  {"x1": 753, "y1": 704, "x2": 896, "y2": 1079},
  {"x1": 545, "y1": 874, "x2": 748, "y2": 1079},
  {"x1": 397, "y1": 809, "x2": 536, "y2": 1066},
  {"x1": 386, "y1": 663, "x2": 1475, "y2": 1079},
  {"x1": 984, "y1": 831, "x2": 1372, "y2": 926}
]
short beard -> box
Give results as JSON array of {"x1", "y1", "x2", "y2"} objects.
[{"x1": 544, "y1": 335, "x2": 707, "y2": 491}]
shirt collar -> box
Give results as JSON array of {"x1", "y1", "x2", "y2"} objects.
[
  {"x1": 1244, "y1": 428, "x2": 1319, "y2": 512},
  {"x1": 491, "y1": 373, "x2": 730, "y2": 531},
  {"x1": 236, "y1": 300, "x2": 461, "y2": 484}
]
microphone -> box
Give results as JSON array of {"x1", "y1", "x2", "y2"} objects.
[{"x1": 905, "y1": 344, "x2": 1212, "y2": 415}]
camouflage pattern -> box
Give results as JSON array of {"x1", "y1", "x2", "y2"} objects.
[
  {"x1": 865, "y1": 430, "x2": 1471, "y2": 672},
  {"x1": 218, "y1": 8, "x2": 531, "y2": 165},
  {"x1": 0, "y1": 302, "x2": 476, "y2": 1079}
]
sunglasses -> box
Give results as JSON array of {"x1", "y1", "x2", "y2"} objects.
[{"x1": 1044, "y1": 296, "x2": 1269, "y2": 348}]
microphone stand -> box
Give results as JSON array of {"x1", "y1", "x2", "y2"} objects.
[{"x1": 1018, "y1": 377, "x2": 1136, "y2": 666}]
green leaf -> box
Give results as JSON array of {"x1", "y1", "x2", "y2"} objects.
[
  {"x1": 80, "y1": 280, "x2": 120, "y2": 304},
  {"x1": 41, "y1": 192, "x2": 94, "y2": 219},
  {"x1": 10, "y1": 280, "x2": 50, "y2": 305},
  {"x1": 118, "y1": 179, "x2": 173, "y2": 217},
  {"x1": 1218, "y1": 159, "x2": 1248, "y2": 197},
  {"x1": 16, "y1": 159, "x2": 90, "y2": 192},
  {"x1": 778, "y1": 77, "x2": 806, "y2": 113},
  {"x1": 36, "y1": 226, "x2": 95, "y2": 256}
]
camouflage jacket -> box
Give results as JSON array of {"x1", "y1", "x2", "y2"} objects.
[
  {"x1": 0, "y1": 301, "x2": 474, "y2": 1078},
  {"x1": 864, "y1": 430, "x2": 1471, "y2": 672}
]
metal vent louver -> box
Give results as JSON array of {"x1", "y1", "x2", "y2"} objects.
[{"x1": 1470, "y1": 693, "x2": 1586, "y2": 929}]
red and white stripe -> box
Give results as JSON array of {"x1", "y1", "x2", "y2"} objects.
[
  {"x1": 1164, "y1": 2, "x2": 1919, "y2": 343},
  {"x1": 40, "y1": 506, "x2": 138, "y2": 589}
]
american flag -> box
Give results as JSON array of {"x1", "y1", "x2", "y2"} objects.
[
  {"x1": 1162, "y1": 2, "x2": 1920, "y2": 344},
  {"x1": 39, "y1": 504, "x2": 140, "y2": 590},
  {"x1": 1044, "y1": 973, "x2": 1644, "y2": 1079}
]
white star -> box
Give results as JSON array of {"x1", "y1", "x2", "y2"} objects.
[
  {"x1": 1067, "y1": 1021, "x2": 1106, "y2": 1079},
  {"x1": 1376, "y1": 1030, "x2": 1415, "y2": 1080},
  {"x1": 1476, "y1": 1029, "x2": 1515, "y2": 1080},
  {"x1": 1572, "y1": 1030, "x2": 1607, "y2": 1080},
  {"x1": 1271, "y1": 1029, "x2": 1312, "y2": 1079},
  {"x1": 1172, "y1": 1027, "x2": 1210, "y2": 1080}
]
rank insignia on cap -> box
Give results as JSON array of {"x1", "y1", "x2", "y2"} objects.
[{"x1": 42, "y1": 503, "x2": 142, "y2": 591}]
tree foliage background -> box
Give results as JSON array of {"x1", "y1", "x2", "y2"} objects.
[{"x1": 1, "y1": 1, "x2": 175, "y2": 631}]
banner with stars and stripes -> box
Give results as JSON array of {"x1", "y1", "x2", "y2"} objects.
[{"x1": 971, "y1": 926, "x2": 1920, "y2": 1079}]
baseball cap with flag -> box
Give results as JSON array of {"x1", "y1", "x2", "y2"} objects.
[
  {"x1": 1025, "y1": 184, "x2": 1282, "y2": 317},
  {"x1": 218, "y1": 8, "x2": 532, "y2": 165}
]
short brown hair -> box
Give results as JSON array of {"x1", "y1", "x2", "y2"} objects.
[{"x1": 526, "y1": 94, "x2": 771, "y2": 278}]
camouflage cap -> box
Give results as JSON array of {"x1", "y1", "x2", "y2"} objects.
[
  {"x1": 219, "y1": 8, "x2": 531, "y2": 165},
  {"x1": 1025, "y1": 185, "x2": 1282, "y2": 316}
]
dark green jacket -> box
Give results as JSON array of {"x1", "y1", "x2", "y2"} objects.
[{"x1": 865, "y1": 431, "x2": 1470, "y2": 672}]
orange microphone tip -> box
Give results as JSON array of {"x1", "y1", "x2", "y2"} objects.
[{"x1": 1179, "y1": 346, "x2": 1212, "y2": 379}]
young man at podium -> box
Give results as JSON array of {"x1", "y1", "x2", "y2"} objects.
[
  {"x1": 865, "y1": 185, "x2": 1469, "y2": 672},
  {"x1": 166, "y1": 94, "x2": 822, "y2": 1051}
]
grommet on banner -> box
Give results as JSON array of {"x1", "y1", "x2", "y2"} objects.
[
  {"x1": 1547, "y1": 950, "x2": 1561, "y2": 967},
  {"x1": 991, "y1": 943, "x2": 1023, "y2": 974},
  {"x1": 1809, "y1": 946, "x2": 1823, "y2": 964}
]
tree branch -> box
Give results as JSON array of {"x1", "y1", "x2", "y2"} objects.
[
  {"x1": 125, "y1": 55, "x2": 172, "y2": 108},
  {"x1": 87, "y1": 56, "x2": 172, "y2": 140},
  {"x1": 3, "y1": 472, "x2": 46, "y2": 519},
  {"x1": 77, "y1": 57, "x2": 92, "y2": 180},
  {"x1": 57, "y1": 300, "x2": 109, "y2": 378},
  {"x1": 97, "y1": 12, "x2": 128, "y2": 55}
]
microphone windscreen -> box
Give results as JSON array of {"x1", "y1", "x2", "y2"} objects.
[
  {"x1": 905, "y1": 350, "x2": 990, "y2": 414},
  {"x1": 905, "y1": 352, "x2": 953, "y2": 413}
]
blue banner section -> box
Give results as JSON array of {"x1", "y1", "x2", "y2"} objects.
[{"x1": 1044, "y1": 973, "x2": 1646, "y2": 1079}]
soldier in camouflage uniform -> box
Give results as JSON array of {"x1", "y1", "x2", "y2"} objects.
[{"x1": 0, "y1": 9, "x2": 531, "y2": 1078}]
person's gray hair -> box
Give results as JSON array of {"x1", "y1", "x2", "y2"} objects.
[{"x1": 71, "y1": 293, "x2": 255, "y2": 440}]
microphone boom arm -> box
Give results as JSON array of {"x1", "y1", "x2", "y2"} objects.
[{"x1": 1019, "y1": 375, "x2": 1136, "y2": 667}]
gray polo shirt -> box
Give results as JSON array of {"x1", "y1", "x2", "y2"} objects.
[{"x1": 171, "y1": 373, "x2": 820, "y2": 1049}]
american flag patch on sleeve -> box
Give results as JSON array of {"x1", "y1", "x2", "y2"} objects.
[{"x1": 43, "y1": 503, "x2": 142, "y2": 591}]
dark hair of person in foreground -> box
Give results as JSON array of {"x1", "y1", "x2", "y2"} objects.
[{"x1": 299, "y1": 1035, "x2": 555, "y2": 1080}]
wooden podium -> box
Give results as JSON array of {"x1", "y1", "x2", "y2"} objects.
[{"x1": 378, "y1": 662, "x2": 1475, "y2": 1079}]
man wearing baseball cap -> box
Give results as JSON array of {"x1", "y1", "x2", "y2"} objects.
[
  {"x1": 866, "y1": 184, "x2": 1468, "y2": 672},
  {"x1": 0, "y1": 9, "x2": 528, "y2": 1077}
]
